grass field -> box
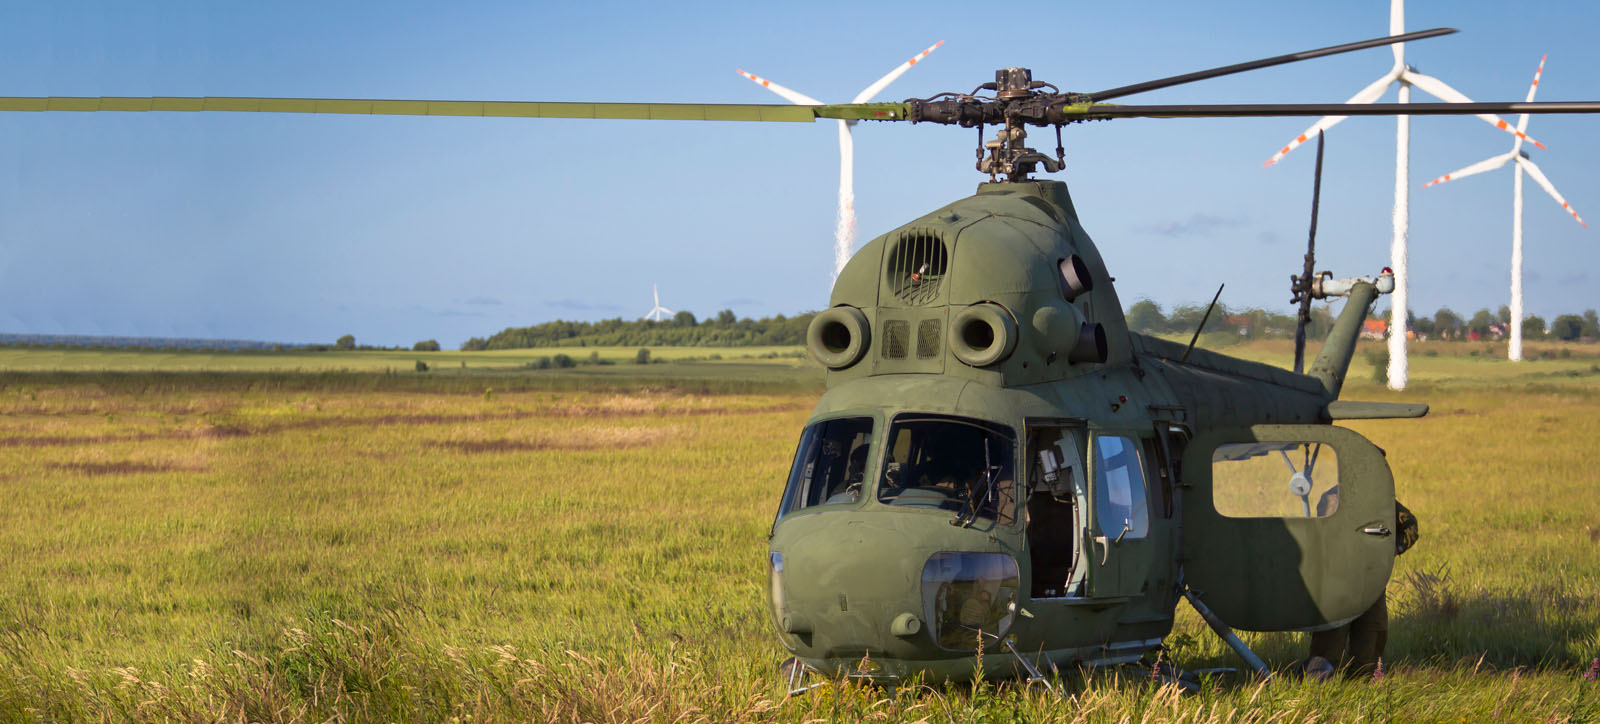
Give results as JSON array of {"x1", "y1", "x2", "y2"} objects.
[
  {"x1": 1, "y1": 345, "x2": 1598, "y2": 722},
  {"x1": 0, "y1": 345, "x2": 808, "y2": 373}
]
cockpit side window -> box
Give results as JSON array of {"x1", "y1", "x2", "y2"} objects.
[
  {"x1": 877, "y1": 415, "x2": 1016, "y2": 526},
  {"x1": 776, "y1": 416, "x2": 875, "y2": 522}
]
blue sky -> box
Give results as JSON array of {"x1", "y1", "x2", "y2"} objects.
[{"x1": 1, "y1": 1, "x2": 1596, "y2": 347}]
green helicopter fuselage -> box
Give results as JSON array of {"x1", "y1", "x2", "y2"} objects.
[{"x1": 768, "y1": 179, "x2": 1406, "y2": 682}]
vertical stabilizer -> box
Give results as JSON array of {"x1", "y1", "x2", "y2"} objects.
[{"x1": 1308, "y1": 270, "x2": 1394, "y2": 399}]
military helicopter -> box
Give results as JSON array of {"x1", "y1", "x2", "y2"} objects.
[{"x1": 7, "y1": 26, "x2": 1600, "y2": 689}]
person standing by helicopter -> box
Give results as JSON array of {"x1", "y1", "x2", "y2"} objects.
[{"x1": 1306, "y1": 490, "x2": 1419, "y2": 676}]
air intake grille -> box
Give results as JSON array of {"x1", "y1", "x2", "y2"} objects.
[
  {"x1": 886, "y1": 230, "x2": 948, "y2": 306},
  {"x1": 882, "y1": 320, "x2": 909, "y2": 359},
  {"x1": 916, "y1": 319, "x2": 941, "y2": 359}
]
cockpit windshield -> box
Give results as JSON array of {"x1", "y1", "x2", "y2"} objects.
[
  {"x1": 775, "y1": 416, "x2": 875, "y2": 521},
  {"x1": 877, "y1": 414, "x2": 1016, "y2": 525}
]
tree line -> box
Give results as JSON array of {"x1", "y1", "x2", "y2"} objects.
[
  {"x1": 452, "y1": 301, "x2": 1600, "y2": 351},
  {"x1": 1126, "y1": 299, "x2": 1600, "y2": 341},
  {"x1": 460, "y1": 309, "x2": 816, "y2": 350}
]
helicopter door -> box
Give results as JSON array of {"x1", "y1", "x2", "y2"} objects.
[
  {"x1": 1086, "y1": 432, "x2": 1154, "y2": 599},
  {"x1": 1022, "y1": 421, "x2": 1088, "y2": 600},
  {"x1": 1181, "y1": 424, "x2": 1395, "y2": 631}
]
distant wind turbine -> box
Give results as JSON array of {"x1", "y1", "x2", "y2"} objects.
[
  {"x1": 737, "y1": 41, "x2": 943, "y2": 278},
  {"x1": 1421, "y1": 55, "x2": 1585, "y2": 362},
  {"x1": 1263, "y1": 0, "x2": 1539, "y2": 390},
  {"x1": 644, "y1": 284, "x2": 673, "y2": 322}
]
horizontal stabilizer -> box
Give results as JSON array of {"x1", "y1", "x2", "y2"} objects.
[{"x1": 1323, "y1": 401, "x2": 1429, "y2": 420}]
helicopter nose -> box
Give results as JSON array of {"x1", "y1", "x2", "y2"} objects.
[{"x1": 768, "y1": 510, "x2": 1019, "y2": 668}]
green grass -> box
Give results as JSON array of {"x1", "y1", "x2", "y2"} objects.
[
  {"x1": 0, "y1": 344, "x2": 809, "y2": 373},
  {"x1": 1, "y1": 347, "x2": 1598, "y2": 721}
]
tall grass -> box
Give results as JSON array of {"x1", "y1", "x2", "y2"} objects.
[{"x1": 1, "y1": 363, "x2": 1597, "y2": 721}]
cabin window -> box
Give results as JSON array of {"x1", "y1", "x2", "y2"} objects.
[
  {"x1": 877, "y1": 414, "x2": 1016, "y2": 526},
  {"x1": 1092, "y1": 434, "x2": 1149, "y2": 540},
  {"x1": 776, "y1": 416, "x2": 875, "y2": 521},
  {"x1": 1211, "y1": 442, "x2": 1340, "y2": 519}
]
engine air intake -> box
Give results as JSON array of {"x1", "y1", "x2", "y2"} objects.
[
  {"x1": 949, "y1": 303, "x2": 1018, "y2": 367},
  {"x1": 807, "y1": 306, "x2": 871, "y2": 369},
  {"x1": 885, "y1": 230, "x2": 948, "y2": 306}
]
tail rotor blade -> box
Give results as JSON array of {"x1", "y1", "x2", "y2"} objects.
[{"x1": 1293, "y1": 132, "x2": 1325, "y2": 375}]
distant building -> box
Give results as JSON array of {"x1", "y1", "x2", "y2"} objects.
[
  {"x1": 1222, "y1": 314, "x2": 1252, "y2": 336},
  {"x1": 1360, "y1": 319, "x2": 1388, "y2": 340}
]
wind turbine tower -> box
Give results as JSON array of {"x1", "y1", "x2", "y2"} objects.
[
  {"x1": 738, "y1": 42, "x2": 943, "y2": 280},
  {"x1": 1422, "y1": 55, "x2": 1586, "y2": 361},
  {"x1": 1264, "y1": 0, "x2": 1539, "y2": 389}
]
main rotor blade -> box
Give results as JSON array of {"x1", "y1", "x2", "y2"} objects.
[
  {"x1": 1088, "y1": 27, "x2": 1455, "y2": 102},
  {"x1": 1074, "y1": 101, "x2": 1600, "y2": 119},
  {"x1": 0, "y1": 96, "x2": 909, "y2": 122}
]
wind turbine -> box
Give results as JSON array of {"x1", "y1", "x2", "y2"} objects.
[
  {"x1": 1421, "y1": 55, "x2": 1586, "y2": 362},
  {"x1": 1263, "y1": 0, "x2": 1541, "y2": 390},
  {"x1": 737, "y1": 41, "x2": 943, "y2": 279},
  {"x1": 644, "y1": 284, "x2": 673, "y2": 322}
]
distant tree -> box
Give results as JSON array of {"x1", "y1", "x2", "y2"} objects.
[
  {"x1": 1497, "y1": 305, "x2": 1512, "y2": 324},
  {"x1": 1411, "y1": 313, "x2": 1436, "y2": 339},
  {"x1": 1166, "y1": 304, "x2": 1212, "y2": 336},
  {"x1": 634, "y1": 348, "x2": 651, "y2": 365},
  {"x1": 1433, "y1": 308, "x2": 1463, "y2": 340},
  {"x1": 1551, "y1": 314, "x2": 1585, "y2": 341},
  {"x1": 1307, "y1": 306, "x2": 1335, "y2": 340},
  {"x1": 1522, "y1": 315, "x2": 1546, "y2": 340},
  {"x1": 552, "y1": 353, "x2": 575, "y2": 368},
  {"x1": 673, "y1": 310, "x2": 698, "y2": 327},
  {"x1": 336, "y1": 334, "x2": 356, "y2": 350},
  {"x1": 461, "y1": 337, "x2": 488, "y2": 351},
  {"x1": 1584, "y1": 310, "x2": 1600, "y2": 338},
  {"x1": 414, "y1": 360, "x2": 429, "y2": 372},
  {"x1": 1126, "y1": 300, "x2": 1166, "y2": 334},
  {"x1": 1467, "y1": 309, "x2": 1496, "y2": 338},
  {"x1": 412, "y1": 339, "x2": 440, "y2": 352},
  {"x1": 715, "y1": 309, "x2": 737, "y2": 325}
]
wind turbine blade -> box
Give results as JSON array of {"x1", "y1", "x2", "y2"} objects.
[
  {"x1": 1403, "y1": 70, "x2": 1547, "y2": 149},
  {"x1": 1516, "y1": 54, "x2": 1546, "y2": 138},
  {"x1": 1420, "y1": 152, "x2": 1513, "y2": 188},
  {"x1": 734, "y1": 70, "x2": 824, "y2": 106},
  {"x1": 1390, "y1": 0, "x2": 1406, "y2": 64},
  {"x1": 1264, "y1": 71, "x2": 1395, "y2": 166},
  {"x1": 1518, "y1": 156, "x2": 1587, "y2": 227},
  {"x1": 851, "y1": 41, "x2": 944, "y2": 104}
]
